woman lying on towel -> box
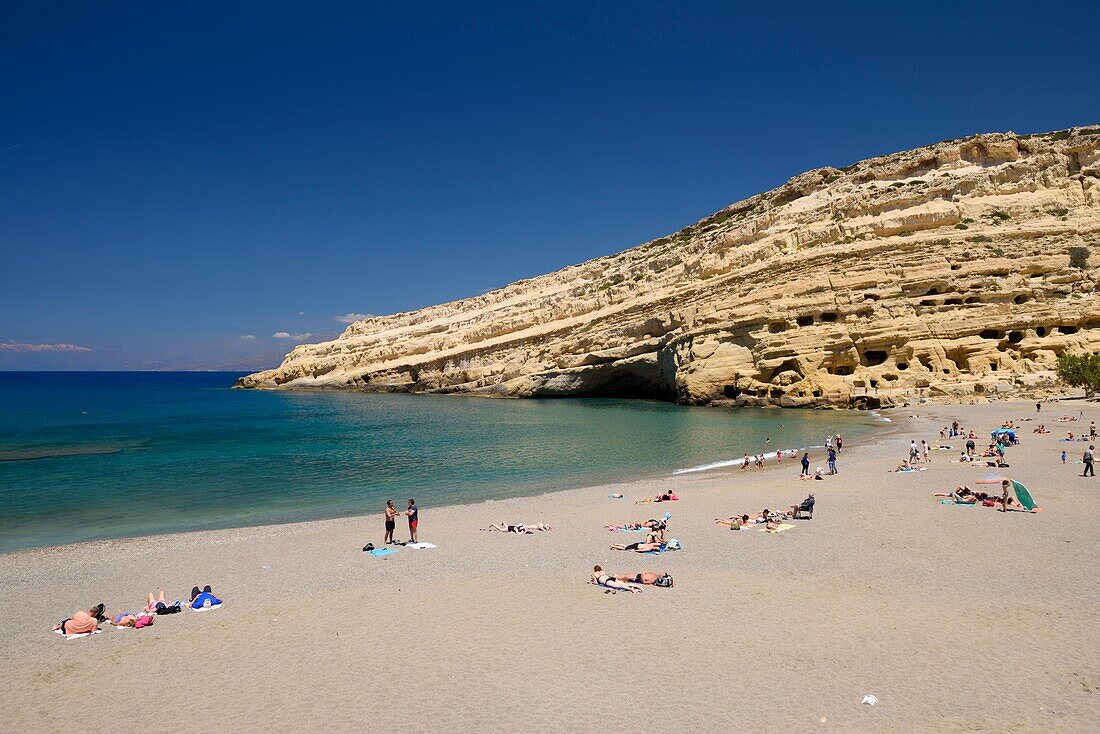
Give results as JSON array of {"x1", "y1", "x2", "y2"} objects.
[
  {"x1": 933, "y1": 486, "x2": 979, "y2": 504},
  {"x1": 590, "y1": 565, "x2": 642, "y2": 593},
  {"x1": 145, "y1": 590, "x2": 182, "y2": 614},
  {"x1": 635, "y1": 491, "x2": 678, "y2": 504},
  {"x1": 483, "y1": 522, "x2": 552, "y2": 533},
  {"x1": 716, "y1": 509, "x2": 780, "y2": 528},
  {"x1": 610, "y1": 527, "x2": 665, "y2": 552},
  {"x1": 605, "y1": 513, "x2": 670, "y2": 532}
]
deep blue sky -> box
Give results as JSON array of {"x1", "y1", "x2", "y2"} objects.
[{"x1": 2, "y1": 2, "x2": 1096, "y2": 369}]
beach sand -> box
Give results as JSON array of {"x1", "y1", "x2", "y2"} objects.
[{"x1": 2, "y1": 400, "x2": 1098, "y2": 733}]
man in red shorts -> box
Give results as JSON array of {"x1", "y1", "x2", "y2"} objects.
[{"x1": 406, "y1": 498, "x2": 419, "y2": 543}]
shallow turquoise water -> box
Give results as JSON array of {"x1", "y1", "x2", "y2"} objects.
[{"x1": 0, "y1": 372, "x2": 878, "y2": 552}]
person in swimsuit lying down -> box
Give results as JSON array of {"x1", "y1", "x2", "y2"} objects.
[
  {"x1": 590, "y1": 565, "x2": 642, "y2": 593},
  {"x1": 934, "y1": 486, "x2": 978, "y2": 504},
  {"x1": 613, "y1": 571, "x2": 673, "y2": 587},
  {"x1": 635, "y1": 491, "x2": 677, "y2": 504},
  {"x1": 609, "y1": 527, "x2": 666, "y2": 552},
  {"x1": 145, "y1": 590, "x2": 182, "y2": 614},
  {"x1": 605, "y1": 514, "x2": 670, "y2": 532},
  {"x1": 483, "y1": 522, "x2": 552, "y2": 533},
  {"x1": 53, "y1": 609, "x2": 99, "y2": 635},
  {"x1": 716, "y1": 509, "x2": 778, "y2": 527}
]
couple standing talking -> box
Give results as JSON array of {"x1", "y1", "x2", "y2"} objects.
[{"x1": 384, "y1": 499, "x2": 419, "y2": 544}]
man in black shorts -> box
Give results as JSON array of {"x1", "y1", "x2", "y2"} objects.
[{"x1": 384, "y1": 499, "x2": 398, "y2": 544}]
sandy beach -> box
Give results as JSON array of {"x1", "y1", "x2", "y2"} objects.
[{"x1": 2, "y1": 400, "x2": 1099, "y2": 733}]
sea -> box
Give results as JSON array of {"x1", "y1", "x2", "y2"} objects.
[{"x1": 0, "y1": 372, "x2": 882, "y2": 553}]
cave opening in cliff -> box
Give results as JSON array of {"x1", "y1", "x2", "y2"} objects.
[
  {"x1": 862, "y1": 350, "x2": 889, "y2": 366},
  {"x1": 796, "y1": 315, "x2": 814, "y2": 327}
]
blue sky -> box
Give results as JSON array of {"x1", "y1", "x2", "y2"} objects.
[{"x1": 2, "y1": 1, "x2": 1097, "y2": 370}]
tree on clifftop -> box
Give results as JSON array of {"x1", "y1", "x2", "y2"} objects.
[{"x1": 1055, "y1": 353, "x2": 1100, "y2": 397}]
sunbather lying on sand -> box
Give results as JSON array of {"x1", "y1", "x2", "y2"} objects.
[
  {"x1": 53, "y1": 610, "x2": 98, "y2": 636},
  {"x1": 799, "y1": 468, "x2": 825, "y2": 481},
  {"x1": 635, "y1": 491, "x2": 678, "y2": 504},
  {"x1": 716, "y1": 509, "x2": 780, "y2": 527},
  {"x1": 614, "y1": 571, "x2": 674, "y2": 587},
  {"x1": 145, "y1": 591, "x2": 182, "y2": 614},
  {"x1": 590, "y1": 565, "x2": 642, "y2": 593},
  {"x1": 606, "y1": 512, "x2": 672, "y2": 532},
  {"x1": 892, "y1": 461, "x2": 925, "y2": 472},
  {"x1": 483, "y1": 522, "x2": 552, "y2": 533},
  {"x1": 610, "y1": 528, "x2": 666, "y2": 552},
  {"x1": 934, "y1": 486, "x2": 978, "y2": 504}
]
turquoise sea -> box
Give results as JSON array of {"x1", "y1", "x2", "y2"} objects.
[{"x1": 0, "y1": 372, "x2": 880, "y2": 553}]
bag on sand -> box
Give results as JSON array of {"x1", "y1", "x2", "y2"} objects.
[{"x1": 655, "y1": 574, "x2": 674, "y2": 588}]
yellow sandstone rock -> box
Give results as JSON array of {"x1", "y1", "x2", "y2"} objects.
[{"x1": 239, "y1": 126, "x2": 1100, "y2": 408}]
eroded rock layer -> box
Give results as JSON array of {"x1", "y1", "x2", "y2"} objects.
[{"x1": 240, "y1": 126, "x2": 1100, "y2": 407}]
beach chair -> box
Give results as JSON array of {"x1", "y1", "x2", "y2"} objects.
[{"x1": 793, "y1": 503, "x2": 814, "y2": 520}]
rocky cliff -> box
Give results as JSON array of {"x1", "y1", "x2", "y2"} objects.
[{"x1": 239, "y1": 126, "x2": 1100, "y2": 408}]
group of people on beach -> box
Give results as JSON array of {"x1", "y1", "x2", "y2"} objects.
[
  {"x1": 381, "y1": 498, "x2": 419, "y2": 544},
  {"x1": 53, "y1": 585, "x2": 222, "y2": 637},
  {"x1": 714, "y1": 493, "x2": 814, "y2": 531}
]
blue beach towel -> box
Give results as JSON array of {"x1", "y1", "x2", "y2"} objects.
[{"x1": 369, "y1": 548, "x2": 397, "y2": 557}]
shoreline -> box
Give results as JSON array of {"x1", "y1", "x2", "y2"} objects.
[
  {"x1": 3, "y1": 399, "x2": 1097, "y2": 733},
  {"x1": 1, "y1": 409, "x2": 899, "y2": 559}
]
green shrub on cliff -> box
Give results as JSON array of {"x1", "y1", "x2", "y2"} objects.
[{"x1": 1055, "y1": 353, "x2": 1100, "y2": 397}]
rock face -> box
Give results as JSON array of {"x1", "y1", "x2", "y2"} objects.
[{"x1": 239, "y1": 126, "x2": 1100, "y2": 408}]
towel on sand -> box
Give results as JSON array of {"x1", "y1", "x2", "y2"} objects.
[
  {"x1": 54, "y1": 629, "x2": 101, "y2": 640},
  {"x1": 369, "y1": 548, "x2": 397, "y2": 557},
  {"x1": 759, "y1": 523, "x2": 795, "y2": 533},
  {"x1": 406, "y1": 542, "x2": 436, "y2": 549}
]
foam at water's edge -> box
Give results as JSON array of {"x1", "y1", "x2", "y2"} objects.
[{"x1": 674, "y1": 447, "x2": 811, "y2": 474}]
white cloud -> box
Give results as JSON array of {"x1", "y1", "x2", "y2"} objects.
[
  {"x1": 335, "y1": 312, "x2": 372, "y2": 324},
  {"x1": 0, "y1": 340, "x2": 91, "y2": 353},
  {"x1": 272, "y1": 331, "x2": 313, "y2": 340},
  {"x1": 297, "y1": 311, "x2": 305, "y2": 316},
  {"x1": 238, "y1": 334, "x2": 258, "y2": 340}
]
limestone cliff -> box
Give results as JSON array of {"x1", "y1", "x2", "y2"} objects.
[{"x1": 239, "y1": 126, "x2": 1100, "y2": 408}]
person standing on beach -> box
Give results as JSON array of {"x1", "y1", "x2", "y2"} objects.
[
  {"x1": 1084, "y1": 446, "x2": 1095, "y2": 477},
  {"x1": 965, "y1": 434, "x2": 976, "y2": 457},
  {"x1": 1036, "y1": 401, "x2": 1041, "y2": 413},
  {"x1": 827, "y1": 447, "x2": 837, "y2": 475},
  {"x1": 1091, "y1": 421, "x2": 1097, "y2": 439},
  {"x1": 921, "y1": 439, "x2": 930, "y2": 463},
  {"x1": 835, "y1": 434, "x2": 843, "y2": 453},
  {"x1": 406, "y1": 498, "x2": 419, "y2": 542},
  {"x1": 384, "y1": 500, "x2": 399, "y2": 544},
  {"x1": 1061, "y1": 450, "x2": 1067, "y2": 464},
  {"x1": 800, "y1": 452, "x2": 810, "y2": 476}
]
